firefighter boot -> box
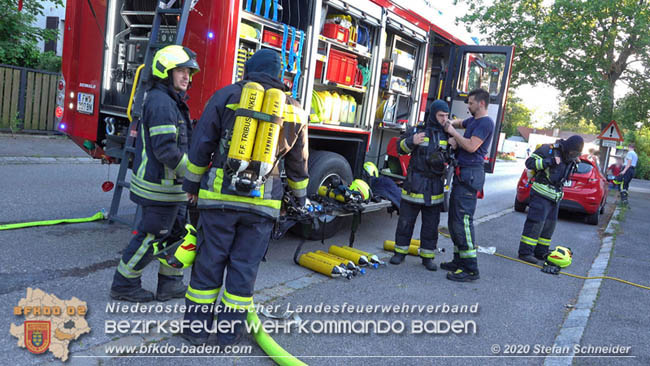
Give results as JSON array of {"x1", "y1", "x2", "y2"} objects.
[
  {"x1": 110, "y1": 287, "x2": 155, "y2": 302},
  {"x1": 518, "y1": 254, "x2": 538, "y2": 264},
  {"x1": 440, "y1": 252, "x2": 461, "y2": 271},
  {"x1": 389, "y1": 252, "x2": 406, "y2": 265},
  {"x1": 421, "y1": 258, "x2": 438, "y2": 271},
  {"x1": 446, "y1": 268, "x2": 480, "y2": 282},
  {"x1": 156, "y1": 274, "x2": 186, "y2": 302}
]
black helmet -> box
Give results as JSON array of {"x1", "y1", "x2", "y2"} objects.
[{"x1": 560, "y1": 135, "x2": 584, "y2": 161}]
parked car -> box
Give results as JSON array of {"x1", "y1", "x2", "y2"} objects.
[{"x1": 514, "y1": 155, "x2": 608, "y2": 225}]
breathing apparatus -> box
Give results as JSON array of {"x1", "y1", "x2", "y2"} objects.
[
  {"x1": 225, "y1": 82, "x2": 286, "y2": 196},
  {"x1": 153, "y1": 224, "x2": 198, "y2": 269}
]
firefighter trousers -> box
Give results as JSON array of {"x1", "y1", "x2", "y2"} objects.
[
  {"x1": 518, "y1": 190, "x2": 559, "y2": 258},
  {"x1": 447, "y1": 166, "x2": 484, "y2": 273},
  {"x1": 112, "y1": 204, "x2": 186, "y2": 292},
  {"x1": 183, "y1": 209, "x2": 273, "y2": 343},
  {"x1": 394, "y1": 199, "x2": 440, "y2": 258}
]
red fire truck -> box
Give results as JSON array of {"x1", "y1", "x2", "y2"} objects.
[{"x1": 56, "y1": 0, "x2": 513, "y2": 235}]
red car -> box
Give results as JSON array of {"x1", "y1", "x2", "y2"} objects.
[{"x1": 515, "y1": 155, "x2": 608, "y2": 225}]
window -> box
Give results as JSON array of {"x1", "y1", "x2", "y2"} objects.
[
  {"x1": 575, "y1": 162, "x2": 593, "y2": 175},
  {"x1": 45, "y1": 17, "x2": 59, "y2": 53},
  {"x1": 457, "y1": 52, "x2": 506, "y2": 96}
]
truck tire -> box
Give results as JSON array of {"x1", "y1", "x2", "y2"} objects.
[
  {"x1": 514, "y1": 198, "x2": 527, "y2": 212},
  {"x1": 292, "y1": 150, "x2": 353, "y2": 240}
]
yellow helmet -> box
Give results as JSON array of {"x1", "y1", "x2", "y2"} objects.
[
  {"x1": 152, "y1": 45, "x2": 200, "y2": 80},
  {"x1": 363, "y1": 161, "x2": 379, "y2": 178},
  {"x1": 154, "y1": 224, "x2": 198, "y2": 269},
  {"x1": 349, "y1": 179, "x2": 371, "y2": 201},
  {"x1": 546, "y1": 246, "x2": 572, "y2": 268}
]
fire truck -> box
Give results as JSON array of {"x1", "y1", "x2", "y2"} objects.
[{"x1": 56, "y1": 0, "x2": 513, "y2": 237}]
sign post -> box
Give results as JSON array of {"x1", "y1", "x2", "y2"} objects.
[{"x1": 596, "y1": 120, "x2": 624, "y2": 174}]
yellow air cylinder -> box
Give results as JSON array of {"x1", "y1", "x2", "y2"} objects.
[
  {"x1": 298, "y1": 253, "x2": 345, "y2": 278},
  {"x1": 328, "y1": 245, "x2": 369, "y2": 267},
  {"x1": 383, "y1": 240, "x2": 420, "y2": 256},
  {"x1": 227, "y1": 82, "x2": 265, "y2": 174},
  {"x1": 317, "y1": 185, "x2": 347, "y2": 202},
  {"x1": 384, "y1": 239, "x2": 421, "y2": 247},
  {"x1": 340, "y1": 246, "x2": 383, "y2": 266},
  {"x1": 251, "y1": 88, "x2": 285, "y2": 168},
  {"x1": 315, "y1": 250, "x2": 363, "y2": 274}
]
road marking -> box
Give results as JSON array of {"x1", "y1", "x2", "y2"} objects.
[{"x1": 543, "y1": 205, "x2": 621, "y2": 366}]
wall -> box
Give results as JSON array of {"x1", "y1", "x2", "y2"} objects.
[{"x1": 32, "y1": 0, "x2": 67, "y2": 56}]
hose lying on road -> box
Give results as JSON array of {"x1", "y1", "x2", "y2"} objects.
[
  {"x1": 0, "y1": 211, "x2": 106, "y2": 231},
  {"x1": 437, "y1": 230, "x2": 650, "y2": 291},
  {"x1": 247, "y1": 309, "x2": 307, "y2": 366}
]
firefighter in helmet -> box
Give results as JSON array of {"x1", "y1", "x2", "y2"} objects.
[
  {"x1": 181, "y1": 49, "x2": 309, "y2": 345},
  {"x1": 517, "y1": 135, "x2": 583, "y2": 264},
  {"x1": 109, "y1": 45, "x2": 200, "y2": 303},
  {"x1": 389, "y1": 99, "x2": 451, "y2": 271}
]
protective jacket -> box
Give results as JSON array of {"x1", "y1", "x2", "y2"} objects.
[
  {"x1": 183, "y1": 72, "x2": 309, "y2": 219},
  {"x1": 526, "y1": 144, "x2": 576, "y2": 202},
  {"x1": 398, "y1": 123, "x2": 449, "y2": 205},
  {"x1": 130, "y1": 82, "x2": 191, "y2": 206}
]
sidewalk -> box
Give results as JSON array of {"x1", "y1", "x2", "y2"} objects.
[
  {"x1": 577, "y1": 181, "x2": 650, "y2": 365},
  {"x1": 0, "y1": 133, "x2": 88, "y2": 157}
]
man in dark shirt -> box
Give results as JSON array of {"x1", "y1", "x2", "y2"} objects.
[{"x1": 441, "y1": 88, "x2": 494, "y2": 282}]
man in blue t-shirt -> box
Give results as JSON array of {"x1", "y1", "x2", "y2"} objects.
[{"x1": 440, "y1": 88, "x2": 494, "y2": 282}]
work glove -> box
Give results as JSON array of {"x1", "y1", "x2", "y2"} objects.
[{"x1": 541, "y1": 262, "x2": 561, "y2": 275}]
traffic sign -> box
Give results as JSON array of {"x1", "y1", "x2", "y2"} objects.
[
  {"x1": 601, "y1": 140, "x2": 616, "y2": 147},
  {"x1": 597, "y1": 120, "x2": 623, "y2": 141}
]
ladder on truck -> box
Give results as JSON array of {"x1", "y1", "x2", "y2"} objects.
[{"x1": 108, "y1": 0, "x2": 195, "y2": 226}]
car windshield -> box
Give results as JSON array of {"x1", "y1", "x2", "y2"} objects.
[{"x1": 574, "y1": 161, "x2": 593, "y2": 175}]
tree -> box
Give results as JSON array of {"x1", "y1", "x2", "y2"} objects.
[
  {"x1": 0, "y1": 0, "x2": 64, "y2": 68},
  {"x1": 547, "y1": 103, "x2": 599, "y2": 135},
  {"x1": 501, "y1": 95, "x2": 532, "y2": 137},
  {"x1": 457, "y1": 0, "x2": 650, "y2": 133}
]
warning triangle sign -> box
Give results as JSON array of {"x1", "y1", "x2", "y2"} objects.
[{"x1": 597, "y1": 120, "x2": 623, "y2": 141}]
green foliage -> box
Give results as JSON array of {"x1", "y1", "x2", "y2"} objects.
[
  {"x1": 501, "y1": 94, "x2": 532, "y2": 137},
  {"x1": 36, "y1": 51, "x2": 61, "y2": 72},
  {"x1": 0, "y1": 0, "x2": 64, "y2": 68},
  {"x1": 548, "y1": 103, "x2": 599, "y2": 134},
  {"x1": 627, "y1": 127, "x2": 650, "y2": 179},
  {"x1": 457, "y1": 0, "x2": 650, "y2": 130}
]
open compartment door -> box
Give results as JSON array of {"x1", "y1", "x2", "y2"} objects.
[{"x1": 447, "y1": 45, "x2": 514, "y2": 173}]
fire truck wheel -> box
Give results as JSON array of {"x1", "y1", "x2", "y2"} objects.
[{"x1": 292, "y1": 150, "x2": 353, "y2": 240}]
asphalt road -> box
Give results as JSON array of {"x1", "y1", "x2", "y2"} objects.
[{"x1": 1, "y1": 136, "x2": 647, "y2": 365}]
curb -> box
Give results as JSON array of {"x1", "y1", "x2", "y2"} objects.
[
  {"x1": 543, "y1": 204, "x2": 621, "y2": 366},
  {"x1": 0, "y1": 157, "x2": 98, "y2": 165}
]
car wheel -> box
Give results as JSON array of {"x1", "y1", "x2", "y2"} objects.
[
  {"x1": 586, "y1": 211, "x2": 599, "y2": 225},
  {"x1": 290, "y1": 150, "x2": 353, "y2": 240},
  {"x1": 514, "y1": 198, "x2": 527, "y2": 212}
]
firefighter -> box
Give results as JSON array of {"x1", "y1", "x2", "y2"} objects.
[
  {"x1": 389, "y1": 100, "x2": 451, "y2": 271},
  {"x1": 110, "y1": 45, "x2": 200, "y2": 302},
  {"x1": 441, "y1": 88, "x2": 494, "y2": 282},
  {"x1": 181, "y1": 49, "x2": 309, "y2": 345},
  {"x1": 517, "y1": 135, "x2": 584, "y2": 264},
  {"x1": 617, "y1": 143, "x2": 638, "y2": 204}
]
